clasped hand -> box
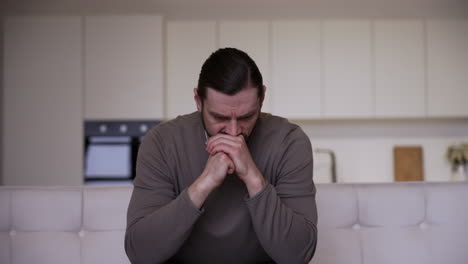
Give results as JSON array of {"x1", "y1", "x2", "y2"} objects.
[{"x1": 203, "y1": 134, "x2": 265, "y2": 194}]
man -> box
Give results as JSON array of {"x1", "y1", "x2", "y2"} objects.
[{"x1": 125, "y1": 48, "x2": 318, "y2": 264}]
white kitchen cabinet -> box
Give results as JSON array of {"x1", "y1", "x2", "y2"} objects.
[
  {"x1": 84, "y1": 15, "x2": 164, "y2": 120},
  {"x1": 271, "y1": 20, "x2": 321, "y2": 119},
  {"x1": 374, "y1": 20, "x2": 426, "y2": 118},
  {"x1": 427, "y1": 20, "x2": 468, "y2": 117},
  {"x1": 166, "y1": 21, "x2": 217, "y2": 119},
  {"x1": 219, "y1": 21, "x2": 272, "y2": 113},
  {"x1": 3, "y1": 16, "x2": 83, "y2": 185},
  {"x1": 323, "y1": 20, "x2": 373, "y2": 118}
]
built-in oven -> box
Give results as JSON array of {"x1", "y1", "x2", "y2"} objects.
[{"x1": 84, "y1": 120, "x2": 160, "y2": 184}]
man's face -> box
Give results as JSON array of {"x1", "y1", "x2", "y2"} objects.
[{"x1": 194, "y1": 86, "x2": 265, "y2": 139}]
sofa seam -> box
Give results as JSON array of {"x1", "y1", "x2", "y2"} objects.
[
  {"x1": 9, "y1": 189, "x2": 13, "y2": 264},
  {"x1": 354, "y1": 184, "x2": 365, "y2": 264}
]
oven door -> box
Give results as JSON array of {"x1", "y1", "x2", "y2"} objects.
[{"x1": 84, "y1": 136, "x2": 132, "y2": 182}]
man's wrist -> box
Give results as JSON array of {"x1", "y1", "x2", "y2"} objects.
[
  {"x1": 188, "y1": 173, "x2": 218, "y2": 209},
  {"x1": 244, "y1": 171, "x2": 266, "y2": 197},
  {"x1": 197, "y1": 174, "x2": 218, "y2": 194}
]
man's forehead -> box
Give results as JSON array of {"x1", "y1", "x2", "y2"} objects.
[
  {"x1": 204, "y1": 87, "x2": 259, "y2": 115},
  {"x1": 205, "y1": 86, "x2": 258, "y2": 100}
]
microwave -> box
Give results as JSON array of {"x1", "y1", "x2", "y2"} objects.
[{"x1": 84, "y1": 120, "x2": 160, "y2": 183}]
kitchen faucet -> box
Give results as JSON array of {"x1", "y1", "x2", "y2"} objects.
[{"x1": 315, "y1": 148, "x2": 337, "y2": 183}]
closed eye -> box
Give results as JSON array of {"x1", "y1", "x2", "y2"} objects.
[
  {"x1": 209, "y1": 110, "x2": 257, "y2": 121},
  {"x1": 212, "y1": 114, "x2": 230, "y2": 121},
  {"x1": 238, "y1": 114, "x2": 255, "y2": 121}
]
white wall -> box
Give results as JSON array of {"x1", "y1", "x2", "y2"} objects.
[
  {"x1": 1, "y1": 1, "x2": 467, "y2": 185},
  {"x1": 2, "y1": 0, "x2": 468, "y2": 19},
  {"x1": 297, "y1": 119, "x2": 468, "y2": 183}
]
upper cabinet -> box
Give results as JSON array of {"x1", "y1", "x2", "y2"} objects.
[
  {"x1": 166, "y1": 21, "x2": 217, "y2": 119},
  {"x1": 3, "y1": 16, "x2": 83, "y2": 185},
  {"x1": 426, "y1": 20, "x2": 468, "y2": 117},
  {"x1": 84, "y1": 15, "x2": 164, "y2": 120},
  {"x1": 374, "y1": 20, "x2": 426, "y2": 118},
  {"x1": 165, "y1": 18, "x2": 468, "y2": 120},
  {"x1": 271, "y1": 21, "x2": 322, "y2": 119},
  {"x1": 323, "y1": 20, "x2": 373, "y2": 118},
  {"x1": 219, "y1": 21, "x2": 272, "y2": 113}
]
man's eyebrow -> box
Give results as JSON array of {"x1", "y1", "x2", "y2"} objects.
[
  {"x1": 238, "y1": 110, "x2": 257, "y2": 119},
  {"x1": 208, "y1": 110, "x2": 257, "y2": 120},
  {"x1": 209, "y1": 111, "x2": 229, "y2": 119}
]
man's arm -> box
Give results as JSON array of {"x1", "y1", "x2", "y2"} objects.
[
  {"x1": 188, "y1": 151, "x2": 235, "y2": 208},
  {"x1": 125, "y1": 129, "x2": 233, "y2": 264},
  {"x1": 125, "y1": 130, "x2": 203, "y2": 264},
  {"x1": 245, "y1": 127, "x2": 318, "y2": 264},
  {"x1": 206, "y1": 127, "x2": 318, "y2": 264}
]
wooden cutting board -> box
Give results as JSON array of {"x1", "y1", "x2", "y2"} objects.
[{"x1": 393, "y1": 146, "x2": 424, "y2": 181}]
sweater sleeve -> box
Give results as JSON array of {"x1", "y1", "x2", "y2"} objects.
[
  {"x1": 244, "y1": 127, "x2": 318, "y2": 264},
  {"x1": 125, "y1": 129, "x2": 203, "y2": 264}
]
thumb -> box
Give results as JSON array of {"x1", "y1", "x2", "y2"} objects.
[{"x1": 227, "y1": 158, "x2": 235, "y2": 174}]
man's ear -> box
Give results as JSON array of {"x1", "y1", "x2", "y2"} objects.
[
  {"x1": 260, "y1": 85, "x2": 266, "y2": 105},
  {"x1": 194, "y1": 88, "x2": 202, "y2": 112}
]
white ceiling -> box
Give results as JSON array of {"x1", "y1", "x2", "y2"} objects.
[{"x1": 1, "y1": 0, "x2": 468, "y2": 18}]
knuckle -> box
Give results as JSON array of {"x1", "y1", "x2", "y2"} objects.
[
  {"x1": 219, "y1": 153, "x2": 228, "y2": 161},
  {"x1": 234, "y1": 144, "x2": 242, "y2": 152}
]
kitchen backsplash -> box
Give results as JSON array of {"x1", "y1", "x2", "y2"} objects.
[{"x1": 297, "y1": 119, "x2": 468, "y2": 183}]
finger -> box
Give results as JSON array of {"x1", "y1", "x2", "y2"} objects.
[
  {"x1": 210, "y1": 143, "x2": 236, "y2": 157},
  {"x1": 215, "y1": 152, "x2": 235, "y2": 174},
  {"x1": 206, "y1": 136, "x2": 240, "y2": 153},
  {"x1": 227, "y1": 157, "x2": 235, "y2": 174},
  {"x1": 208, "y1": 133, "x2": 236, "y2": 141},
  {"x1": 207, "y1": 139, "x2": 237, "y2": 154},
  {"x1": 206, "y1": 134, "x2": 239, "y2": 148},
  {"x1": 213, "y1": 151, "x2": 234, "y2": 163},
  {"x1": 206, "y1": 134, "x2": 237, "y2": 147}
]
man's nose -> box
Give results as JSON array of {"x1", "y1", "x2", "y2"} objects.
[{"x1": 225, "y1": 119, "x2": 241, "y2": 136}]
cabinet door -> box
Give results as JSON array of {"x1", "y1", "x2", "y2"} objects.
[
  {"x1": 219, "y1": 21, "x2": 271, "y2": 113},
  {"x1": 427, "y1": 20, "x2": 468, "y2": 117},
  {"x1": 323, "y1": 20, "x2": 373, "y2": 118},
  {"x1": 166, "y1": 21, "x2": 216, "y2": 119},
  {"x1": 3, "y1": 16, "x2": 83, "y2": 185},
  {"x1": 271, "y1": 20, "x2": 321, "y2": 119},
  {"x1": 374, "y1": 20, "x2": 426, "y2": 117},
  {"x1": 85, "y1": 15, "x2": 164, "y2": 120}
]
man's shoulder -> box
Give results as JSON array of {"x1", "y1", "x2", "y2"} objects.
[
  {"x1": 257, "y1": 113, "x2": 304, "y2": 137},
  {"x1": 252, "y1": 112, "x2": 309, "y2": 147},
  {"x1": 251, "y1": 113, "x2": 312, "y2": 173}
]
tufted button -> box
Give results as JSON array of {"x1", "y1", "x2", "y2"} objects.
[
  {"x1": 419, "y1": 222, "x2": 429, "y2": 230},
  {"x1": 352, "y1": 223, "x2": 361, "y2": 230},
  {"x1": 9, "y1": 230, "x2": 16, "y2": 236},
  {"x1": 78, "y1": 230, "x2": 86, "y2": 238}
]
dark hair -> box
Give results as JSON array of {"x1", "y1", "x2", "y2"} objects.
[{"x1": 197, "y1": 47, "x2": 264, "y2": 99}]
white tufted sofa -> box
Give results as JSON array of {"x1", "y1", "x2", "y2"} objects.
[{"x1": 0, "y1": 182, "x2": 467, "y2": 264}]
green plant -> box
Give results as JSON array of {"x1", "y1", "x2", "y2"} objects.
[{"x1": 446, "y1": 143, "x2": 468, "y2": 172}]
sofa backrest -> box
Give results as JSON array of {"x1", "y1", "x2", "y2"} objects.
[
  {"x1": 312, "y1": 182, "x2": 468, "y2": 264},
  {"x1": 0, "y1": 186, "x2": 132, "y2": 264},
  {"x1": 0, "y1": 182, "x2": 467, "y2": 264}
]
